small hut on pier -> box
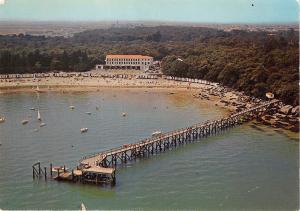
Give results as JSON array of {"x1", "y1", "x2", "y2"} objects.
[{"x1": 54, "y1": 166, "x2": 116, "y2": 185}]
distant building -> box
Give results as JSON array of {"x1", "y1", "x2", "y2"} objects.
[{"x1": 96, "y1": 54, "x2": 154, "y2": 71}]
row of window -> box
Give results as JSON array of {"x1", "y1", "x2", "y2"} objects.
[
  {"x1": 106, "y1": 58, "x2": 152, "y2": 62},
  {"x1": 106, "y1": 61, "x2": 151, "y2": 65}
]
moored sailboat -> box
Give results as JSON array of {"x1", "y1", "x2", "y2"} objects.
[
  {"x1": 80, "y1": 202, "x2": 87, "y2": 211},
  {"x1": 80, "y1": 128, "x2": 88, "y2": 133},
  {"x1": 40, "y1": 122, "x2": 46, "y2": 127},
  {"x1": 21, "y1": 119, "x2": 29, "y2": 125},
  {"x1": 37, "y1": 109, "x2": 42, "y2": 121}
]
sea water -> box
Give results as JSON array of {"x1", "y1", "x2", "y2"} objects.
[{"x1": 0, "y1": 90, "x2": 298, "y2": 210}]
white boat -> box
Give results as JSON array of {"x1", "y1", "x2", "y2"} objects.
[
  {"x1": 40, "y1": 122, "x2": 46, "y2": 127},
  {"x1": 69, "y1": 105, "x2": 75, "y2": 110},
  {"x1": 122, "y1": 112, "x2": 127, "y2": 117},
  {"x1": 81, "y1": 128, "x2": 88, "y2": 133},
  {"x1": 37, "y1": 109, "x2": 42, "y2": 121},
  {"x1": 0, "y1": 117, "x2": 5, "y2": 123},
  {"x1": 35, "y1": 85, "x2": 43, "y2": 93},
  {"x1": 152, "y1": 130, "x2": 162, "y2": 137},
  {"x1": 30, "y1": 107, "x2": 35, "y2": 111},
  {"x1": 81, "y1": 203, "x2": 87, "y2": 211},
  {"x1": 21, "y1": 119, "x2": 29, "y2": 125}
]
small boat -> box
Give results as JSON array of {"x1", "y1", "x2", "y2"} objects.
[
  {"x1": 81, "y1": 203, "x2": 87, "y2": 211},
  {"x1": 30, "y1": 107, "x2": 35, "y2": 111},
  {"x1": 21, "y1": 119, "x2": 29, "y2": 125},
  {"x1": 40, "y1": 122, "x2": 46, "y2": 127},
  {"x1": 69, "y1": 105, "x2": 75, "y2": 110},
  {"x1": 35, "y1": 85, "x2": 43, "y2": 93},
  {"x1": 0, "y1": 117, "x2": 5, "y2": 123},
  {"x1": 37, "y1": 109, "x2": 42, "y2": 121},
  {"x1": 81, "y1": 128, "x2": 88, "y2": 133},
  {"x1": 152, "y1": 130, "x2": 162, "y2": 137},
  {"x1": 122, "y1": 112, "x2": 127, "y2": 117},
  {"x1": 33, "y1": 128, "x2": 39, "y2": 132},
  {"x1": 85, "y1": 112, "x2": 92, "y2": 115}
]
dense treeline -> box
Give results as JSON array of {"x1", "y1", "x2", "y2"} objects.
[
  {"x1": 0, "y1": 26, "x2": 298, "y2": 105},
  {"x1": 161, "y1": 29, "x2": 298, "y2": 106},
  {"x1": 0, "y1": 49, "x2": 97, "y2": 73}
]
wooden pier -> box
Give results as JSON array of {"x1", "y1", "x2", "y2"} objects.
[
  {"x1": 33, "y1": 99, "x2": 279, "y2": 186},
  {"x1": 79, "y1": 100, "x2": 279, "y2": 175}
]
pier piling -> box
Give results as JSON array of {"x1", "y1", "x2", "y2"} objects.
[
  {"x1": 50, "y1": 163, "x2": 53, "y2": 177},
  {"x1": 44, "y1": 167, "x2": 47, "y2": 180}
]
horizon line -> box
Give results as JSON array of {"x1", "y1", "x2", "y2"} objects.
[{"x1": 0, "y1": 19, "x2": 298, "y2": 26}]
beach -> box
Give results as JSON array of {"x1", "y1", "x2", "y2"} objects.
[
  {"x1": 0, "y1": 75, "x2": 209, "y2": 89},
  {"x1": 0, "y1": 73, "x2": 298, "y2": 133},
  {"x1": 0, "y1": 74, "x2": 241, "y2": 107}
]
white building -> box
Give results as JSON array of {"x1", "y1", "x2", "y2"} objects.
[{"x1": 96, "y1": 54, "x2": 154, "y2": 71}]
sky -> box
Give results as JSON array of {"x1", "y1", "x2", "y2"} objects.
[{"x1": 0, "y1": 0, "x2": 298, "y2": 23}]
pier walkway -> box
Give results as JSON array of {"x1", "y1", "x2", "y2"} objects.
[{"x1": 79, "y1": 99, "x2": 279, "y2": 171}]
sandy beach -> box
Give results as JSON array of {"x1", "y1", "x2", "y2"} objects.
[
  {"x1": 0, "y1": 75, "x2": 241, "y2": 110},
  {"x1": 0, "y1": 74, "x2": 261, "y2": 107},
  {"x1": 1, "y1": 74, "x2": 298, "y2": 134},
  {"x1": 0, "y1": 76, "x2": 207, "y2": 89}
]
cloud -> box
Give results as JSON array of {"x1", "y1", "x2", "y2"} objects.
[{"x1": 0, "y1": 0, "x2": 5, "y2": 5}]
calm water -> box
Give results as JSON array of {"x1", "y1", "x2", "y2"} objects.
[{"x1": 0, "y1": 90, "x2": 298, "y2": 210}]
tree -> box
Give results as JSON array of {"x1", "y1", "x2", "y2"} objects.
[{"x1": 217, "y1": 63, "x2": 240, "y2": 86}]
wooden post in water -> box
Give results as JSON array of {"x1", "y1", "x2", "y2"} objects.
[
  {"x1": 44, "y1": 167, "x2": 47, "y2": 180},
  {"x1": 50, "y1": 163, "x2": 53, "y2": 177},
  {"x1": 32, "y1": 166, "x2": 35, "y2": 179},
  {"x1": 38, "y1": 162, "x2": 41, "y2": 176},
  {"x1": 112, "y1": 171, "x2": 116, "y2": 186}
]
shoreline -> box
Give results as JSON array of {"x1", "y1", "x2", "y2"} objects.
[
  {"x1": 0, "y1": 84, "x2": 198, "y2": 92},
  {"x1": 0, "y1": 76, "x2": 299, "y2": 134}
]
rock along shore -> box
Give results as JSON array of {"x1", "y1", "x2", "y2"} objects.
[{"x1": 192, "y1": 83, "x2": 299, "y2": 133}]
